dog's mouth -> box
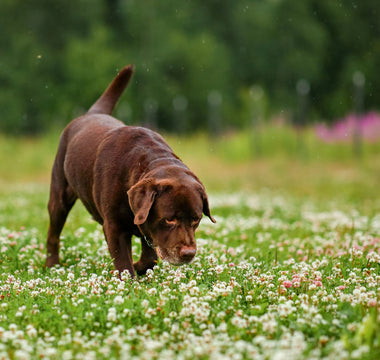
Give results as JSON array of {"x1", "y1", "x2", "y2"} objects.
[{"x1": 155, "y1": 246, "x2": 196, "y2": 265}]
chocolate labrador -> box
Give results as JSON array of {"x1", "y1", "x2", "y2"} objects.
[{"x1": 46, "y1": 64, "x2": 215, "y2": 278}]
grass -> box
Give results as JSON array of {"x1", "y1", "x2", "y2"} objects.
[
  {"x1": 2, "y1": 125, "x2": 379, "y2": 205},
  {"x1": 0, "y1": 125, "x2": 379, "y2": 359}
]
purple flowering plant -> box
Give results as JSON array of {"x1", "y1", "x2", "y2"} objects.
[{"x1": 315, "y1": 111, "x2": 380, "y2": 143}]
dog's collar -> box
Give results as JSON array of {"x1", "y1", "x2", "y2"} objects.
[
  {"x1": 137, "y1": 225, "x2": 155, "y2": 250},
  {"x1": 143, "y1": 235, "x2": 155, "y2": 249}
]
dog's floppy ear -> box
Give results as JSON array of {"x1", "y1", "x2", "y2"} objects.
[
  {"x1": 127, "y1": 179, "x2": 157, "y2": 225},
  {"x1": 199, "y1": 187, "x2": 216, "y2": 223}
]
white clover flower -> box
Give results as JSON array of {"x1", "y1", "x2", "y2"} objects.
[
  {"x1": 262, "y1": 319, "x2": 277, "y2": 333},
  {"x1": 332, "y1": 319, "x2": 340, "y2": 326},
  {"x1": 57, "y1": 268, "x2": 65, "y2": 276},
  {"x1": 145, "y1": 308, "x2": 156, "y2": 318},
  {"x1": 67, "y1": 272, "x2": 75, "y2": 280},
  {"x1": 107, "y1": 307, "x2": 117, "y2": 322},
  {"x1": 141, "y1": 299, "x2": 149, "y2": 308},
  {"x1": 26, "y1": 325, "x2": 37, "y2": 338},
  {"x1": 146, "y1": 269, "x2": 154, "y2": 278},
  {"x1": 194, "y1": 307, "x2": 210, "y2": 323},
  {"x1": 62, "y1": 350, "x2": 73, "y2": 360},
  {"x1": 351, "y1": 345, "x2": 370, "y2": 359},
  {"x1": 147, "y1": 288, "x2": 157, "y2": 296},
  {"x1": 231, "y1": 316, "x2": 248, "y2": 329},
  {"x1": 14, "y1": 350, "x2": 30, "y2": 360},
  {"x1": 114, "y1": 295, "x2": 124, "y2": 305},
  {"x1": 127, "y1": 328, "x2": 136, "y2": 338},
  {"x1": 171, "y1": 323, "x2": 179, "y2": 335},
  {"x1": 78, "y1": 286, "x2": 87, "y2": 295},
  {"x1": 168, "y1": 311, "x2": 177, "y2": 318},
  {"x1": 45, "y1": 347, "x2": 57, "y2": 357},
  {"x1": 53, "y1": 297, "x2": 62, "y2": 306},
  {"x1": 189, "y1": 286, "x2": 199, "y2": 295},
  {"x1": 218, "y1": 322, "x2": 227, "y2": 333},
  {"x1": 245, "y1": 295, "x2": 253, "y2": 302}
]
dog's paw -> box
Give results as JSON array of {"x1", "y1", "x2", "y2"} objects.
[
  {"x1": 45, "y1": 255, "x2": 60, "y2": 268},
  {"x1": 133, "y1": 260, "x2": 157, "y2": 276}
]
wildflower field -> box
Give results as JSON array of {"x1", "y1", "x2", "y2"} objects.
[{"x1": 0, "y1": 130, "x2": 379, "y2": 359}]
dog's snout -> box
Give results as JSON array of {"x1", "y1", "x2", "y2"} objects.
[{"x1": 179, "y1": 247, "x2": 196, "y2": 261}]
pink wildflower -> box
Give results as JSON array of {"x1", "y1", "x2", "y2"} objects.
[
  {"x1": 368, "y1": 299, "x2": 377, "y2": 307},
  {"x1": 227, "y1": 248, "x2": 237, "y2": 256}
]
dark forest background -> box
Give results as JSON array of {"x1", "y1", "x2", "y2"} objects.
[{"x1": 1, "y1": 0, "x2": 379, "y2": 134}]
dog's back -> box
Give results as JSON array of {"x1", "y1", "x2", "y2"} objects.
[{"x1": 52, "y1": 65, "x2": 134, "y2": 220}]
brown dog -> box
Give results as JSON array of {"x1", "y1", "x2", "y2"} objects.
[{"x1": 46, "y1": 64, "x2": 215, "y2": 278}]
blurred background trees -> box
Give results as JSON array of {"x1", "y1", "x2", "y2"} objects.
[{"x1": 1, "y1": 0, "x2": 379, "y2": 134}]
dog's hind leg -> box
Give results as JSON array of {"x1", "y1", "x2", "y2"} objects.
[{"x1": 46, "y1": 178, "x2": 77, "y2": 267}]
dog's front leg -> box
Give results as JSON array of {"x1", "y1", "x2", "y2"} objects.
[
  {"x1": 103, "y1": 221, "x2": 135, "y2": 278},
  {"x1": 134, "y1": 237, "x2": 158, "y2": 275}
]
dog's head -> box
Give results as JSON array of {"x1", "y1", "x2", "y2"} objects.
[{"x1": 127, "y1": 177, "x2": 215, "y2": 265}]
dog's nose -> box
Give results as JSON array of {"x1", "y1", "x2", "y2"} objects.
[{"x1": 179, "y1": 247, "x2": 196, "y2": 261}]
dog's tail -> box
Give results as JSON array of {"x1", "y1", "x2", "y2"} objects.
[{"x1": 87, "y1": 64, "x2": 134, "y2": 115}]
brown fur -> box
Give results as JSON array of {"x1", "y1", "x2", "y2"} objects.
[{"x1": 46, "y1": 65, "x2": 215, "y2": 278}]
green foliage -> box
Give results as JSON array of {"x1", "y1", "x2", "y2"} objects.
[{"x1": 1, "y1": 0, "x2": 380, "y2": 134}]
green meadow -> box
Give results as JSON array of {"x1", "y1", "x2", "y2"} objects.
[{"x1": 0, "y1": 126, "x2": 379, "y2": 359}]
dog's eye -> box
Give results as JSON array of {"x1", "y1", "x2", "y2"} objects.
[
  {"x1": 191, "y1": 219, "x2": 200, "y2": 228},
  {"x1": 164, "y1": 218, "x2": 178, "y2": 227}
]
